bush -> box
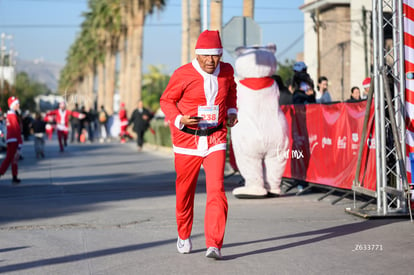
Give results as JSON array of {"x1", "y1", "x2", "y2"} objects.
[{"x1": 145, "y1": 118, "x2": 172, "y2": 147}]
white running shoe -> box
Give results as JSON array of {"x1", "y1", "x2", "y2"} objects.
[
  {"x1": 205, "y1": 247, "x2": 222, "y2": 259},
  {"x1": 177, "y1": 237, "x2": 192, "y2": 254}
]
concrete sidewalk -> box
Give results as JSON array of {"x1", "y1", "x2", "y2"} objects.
[{"x1": 0, "y1": 138, "x2": 412, "y2": 274}]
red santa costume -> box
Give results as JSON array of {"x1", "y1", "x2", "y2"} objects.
[
  {"x1": 119, "y1": 102, "x2": 131, "y2": 143},
  {"x1": 160, "y1": 30, "x2": 237, "y2": 258},
  {"x1": 46, "y1": 102, "x2": 83, "y2": 152},
  {"x1": 0, "y1": 96, "x2": 23, "y2": 184}
]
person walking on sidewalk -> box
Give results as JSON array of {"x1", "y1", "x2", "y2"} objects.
[
  {"x1": 160, "y1": 30, "x2": 238, "y2": 260},
  {"x1": 128, "y1": 100, "x2": 153, "y2": 151},
  {"x1": 0, "y1": 96, "x2": 23, "y2": 184},
  {"x1": 46, "y1": 101, "x2": 84, "y2": 152}
]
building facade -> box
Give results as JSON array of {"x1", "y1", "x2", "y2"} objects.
[{"x1": 301, "y1": 0, "x2": 372, "y2": 101}]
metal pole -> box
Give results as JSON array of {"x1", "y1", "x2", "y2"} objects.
[
  {"x1": 373, "y1": 0, "x2": 383, "y2": 213},
  {"x1": 378, "y1": 0, "x2": 388, "y2": 215},
  {"x1": 202, "y1": 0, "x2": 208, "y2": 31}
]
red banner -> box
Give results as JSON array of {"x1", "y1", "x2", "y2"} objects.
[{"x1": 281, "y1": 101, "x2": 376, "y2": 191}]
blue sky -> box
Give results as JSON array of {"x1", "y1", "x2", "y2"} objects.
[{"x1": 0, "y1": 0, "x2": 305, "y2": 73}]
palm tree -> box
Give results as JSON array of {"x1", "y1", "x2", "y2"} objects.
[
  {"x1": 210, "y1": 0, "x2": 223, "y2": 33},
  {"x1": 121, "y1": 0, "x2": 166, "y2": 115},
  {"x1": 181, "y1": 0, "x2": 190, "y2": 65},
  {"x1": 243, "y1": 0, "x2": 254, "y2": 18},
  {"x1": 89, "y1": 0, "x2": 122, "y2": 115},
  {"x1": 189, "y1": 0, "x2": 201, "y2": 61}
]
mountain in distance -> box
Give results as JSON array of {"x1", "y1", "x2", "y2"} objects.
[{"x1": 15, "y1": 58, "x2": 62, "y2": 93}]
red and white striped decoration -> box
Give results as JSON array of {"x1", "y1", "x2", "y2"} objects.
[{"x1": 403, "y1": 0, "x2": 414, "y2": 182}]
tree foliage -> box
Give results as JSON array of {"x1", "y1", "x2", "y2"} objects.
[
  {"x1": 141, "y1": 65, "x2": 170, "y2": 112},
  {"x1": 0, "y1": 72, "x2": 50, "y2": 113},
  {"x1": 276, "y1": 59, "x2": 296, "y2": 86}
]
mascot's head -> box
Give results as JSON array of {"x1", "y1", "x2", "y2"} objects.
[{"x1": 235, "y1": 44, "x2": 277, "y2": 79}]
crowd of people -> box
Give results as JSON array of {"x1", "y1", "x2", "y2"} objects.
[
  {"x1": 275, "y1": 60, "x2": 371, "y2": 106},
  {"x1": 0, "y1": 97, "x2": 156, "y2": 185}
]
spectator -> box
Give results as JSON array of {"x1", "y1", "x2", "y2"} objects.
[
  {"x1": 272, "y1": 74, "x2": 293, "y2": 105},
  {"x1": 128, "y1": 100, "x2": 153, "y2": 151},
  {"x1": 22, "y1": 110, "x2": 33, "y2": 141},
  {"x1": 98, "y1": 105, "x2": 109, "y2": 143},
  {"x1": 291, "y1": 61, "x2": 316, "y2": 104},
  {"x1": 31, "y1": 112, "x2": 46, "y2": 158},
  {"x1": 346, "y1": 86, "x2": 362, "y2": 102},
  {"x1": 160, "y1": 30, "x2": 238, "y2": 259},
  {"x1": 362, "y1": 77, "x2": 371, "y2": 99},
  {"x1": 87, "y1": 108, "x2": 96, "y2": 143},
  {"x1": 70, "y1": 103, "x2": 81, "y2": 143},
  {"x1": 316, "y1": 76, "x2": 332, "y2": 103}
]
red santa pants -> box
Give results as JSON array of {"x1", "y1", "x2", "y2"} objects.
[
  {"x1": 0, "y1": 142, "x2": 19, "y2": 177},
  {"x1": 57, "y1": 130, "x2": 68, "y2": 152},
  {"x1": 174, "y1": 150, "x2": 228, "y2": 249}
]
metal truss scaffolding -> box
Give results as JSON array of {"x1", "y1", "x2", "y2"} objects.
[{"x1": 349, "y1": 0, "x2": 413, "y2": 219}]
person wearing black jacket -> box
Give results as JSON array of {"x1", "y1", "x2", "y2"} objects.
[
  {"x1": 128, "y1": 100, "x2": 153, "y2": 151},
  {"x1": 291, "y1": 61, "x2": 316, "y2": 104}
]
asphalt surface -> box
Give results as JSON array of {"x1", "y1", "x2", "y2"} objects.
[{"x1": 0, "y1": 137, "x2": 413, "y2": 275}]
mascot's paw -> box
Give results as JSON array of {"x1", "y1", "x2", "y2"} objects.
[{"x1": 232, "y1": 186, "x2": 268, "y2": 199}]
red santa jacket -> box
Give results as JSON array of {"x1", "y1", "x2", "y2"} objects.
[
  {"x1": 46, "y1": 109, "x2": 81, "y2": 132},
  {"x1": 119, "y1": 108, "x2": 128, "y2": 126},
  {"x1": 160, "y1": 59, "x2": 237, "y2": 156},
  {"x1": 6, "y1": 110, "x2": 23, "y2": 146}
]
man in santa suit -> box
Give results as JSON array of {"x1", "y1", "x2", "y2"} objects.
[
  {"x1": 46, "y1": 101, "x2": 84, "y2": 152},
  {"x1": 160, "y1": 30, "x2": 238, "y2": 260},
  {"x1": 0, "y1": 96, "x2": 23, "y2": 184}
]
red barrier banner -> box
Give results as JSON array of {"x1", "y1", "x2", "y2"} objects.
[{"x1": 281, "y1": 101, "x2": 376, "y2": 191}]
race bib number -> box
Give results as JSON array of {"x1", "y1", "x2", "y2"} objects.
[{"x1": 198, "y1": 105, "x2": 219, "y2": 126}]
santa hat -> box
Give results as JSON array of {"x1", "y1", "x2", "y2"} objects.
[
  {"x1": 195, "y1": 30, "x2": 223, "y2": 55},
  {"x1": 8, "y1": 96, "x2": 19, "y2": 109},
  {"x1": 362, "y1": 77, "x2": 371, "y2": 88}
]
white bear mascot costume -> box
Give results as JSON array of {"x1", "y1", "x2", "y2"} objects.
[{"x1": 231, "y1": 45, "x2": 289, "y2": 198}]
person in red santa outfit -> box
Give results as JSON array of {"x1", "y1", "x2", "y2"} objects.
[
  {"x1": 46, "y1": 101, "x2": 84, "y2": 152},
  {"x1": 0, "y1": 96, "x2": 23, "y2": 184},
  {"x1": 160, "y1": 30, "x2": 238, "y2": 260},
  {"x1": 118, "y1": 102, "x2": 131, "y2": 143}
]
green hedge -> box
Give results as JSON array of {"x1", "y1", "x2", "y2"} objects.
[{"x1": 145, "y1": 118, "x2": 172, "y2": 147}]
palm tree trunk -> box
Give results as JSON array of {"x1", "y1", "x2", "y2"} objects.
[
  {"x1": 118, "y1": 29, "x2": 127, "y2": 107},
  {"x1": 243, "y1": 0, "x2": 254, "y2": 18},
  {"x1": 97, "y1": 62, "x2": 105, "y2": 110},
  {"x1": 210, "y1": 0, "x2": 222, "y2": 33},
  {"x1": 182, "y1": 0, "x2": 190, "y2": 65},
  {"x1": 104, "y1": 49, "x2": 116, "y2": 115},
  {"x1": 189, "y1": 0, "x2": 201, "y2": 60}
]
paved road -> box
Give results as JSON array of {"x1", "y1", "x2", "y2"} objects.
[{"x1": 0, "y1": 138, "x2": 412, "y2": 274}]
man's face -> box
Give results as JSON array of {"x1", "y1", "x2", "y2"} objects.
[{"x1": 196, "y1": 54, "x2": 221, "y2": 74}]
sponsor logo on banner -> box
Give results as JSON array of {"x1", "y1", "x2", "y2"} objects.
[
  {"x1": 337, "y1": 136, "x2": 347, "y2": 149},
  {"x1": 367, "y1": 138, "x2": 376, "y2": 149},
  {"x1": 351, "y1": 133, "x2": 359, "y2": 154},
  {"x1": 352, "y1": 133, "x2": 359, "y2": 142},
  {"x1": 322, "y1": 137, "x2": 332, "y2": 148},
  {"x1": 309, "y1": 134, "x2": 318, "y2": 154}
]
